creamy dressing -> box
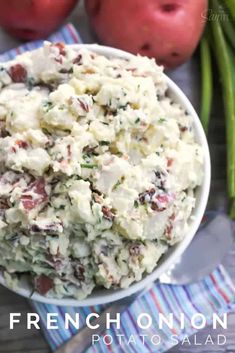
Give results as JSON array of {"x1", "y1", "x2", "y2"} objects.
[{"x1": 0, "y1": 42, "x2": 203, "y2": 299}]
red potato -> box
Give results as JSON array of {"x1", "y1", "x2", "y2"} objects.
[
  {"x1": 85, "y1": 0, "x2": 208, "y2": 68},
  {"x1": 35, "y1": 275, "x2": 54, "y2": 295},
  {"x1": 21, "y1": 178, "x2": 48, "y2": 211},
  {"x1": 0, "y1": 0, "x2": 78, "y2": 40}
]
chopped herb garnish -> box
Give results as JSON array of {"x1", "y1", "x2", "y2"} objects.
[
  {"x1": 27, "y1": 77, "x2": 36, "y2": 89},
  {"x1": 80, "y1": 163, "x2": 97, "y2": 169},
  {"x1": 134, "y1": 200, "x2": 139, "y2": 208},
  {"x1": 135, "y1": 118, "x2": 140, "y2": 123},
  {"x1": 119, "y1": 103, "x2": 129, "y2": 110},
  {"x1": 43, "y1": 101, "x2": 53, "y2": 112},
  {"x1": 113, "y1": 179, "x2": 122, "y2": 190},
  {"x1": 99, "y1": 141, "x2": 110, "y2": 146},
  {"x1": 101, "y1": 121, "x2": 109, "y2": 126},
  {"x1": 68, "y1": 196, "x2": 73, "y2": 205},
  {"x1": 159, "y1": 118, "x2": 166, "y2": 123}
]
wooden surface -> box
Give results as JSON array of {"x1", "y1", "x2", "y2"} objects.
[{"x1": 0, "y1": 2, "x2": 235, "y2": 352}]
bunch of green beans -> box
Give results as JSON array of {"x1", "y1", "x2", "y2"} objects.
[{"x1": 200, "y1": 0, "x2": 235, "y2": 217}]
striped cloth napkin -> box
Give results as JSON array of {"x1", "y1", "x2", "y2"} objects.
[
  {"x1": 33, "y1": 265, "x2": 235, "y2": 353},
  {"x1": 1, "y1": 24, "x2": 235, "y2": 353}
]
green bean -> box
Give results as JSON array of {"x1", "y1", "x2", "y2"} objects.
[
  {"x1": 227, "y1": 42, "x2": 235, "y2": 214},
  {"x1": 218, "y1": 0, "x2": 235, "y2": 50},
  {"x1": 200, "y1": 33, "x2": 213, "y2": 133},
  {"x1": 223, "y1": 0, "x2": 235, "y2": 21},
  {"x1": 210, "y1": 0, "x2": 235, "y2": 217}
]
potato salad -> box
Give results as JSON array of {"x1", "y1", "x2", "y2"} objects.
[{"x1": 0, "y1": 42, "x2": 203, "y2": 299}]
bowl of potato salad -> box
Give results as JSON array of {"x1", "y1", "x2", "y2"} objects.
[{"x1": 0, "y1": 43, "x2": 210, "y2": 306}]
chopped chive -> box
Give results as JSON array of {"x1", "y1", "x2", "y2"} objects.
[
  {"x1": 27, "y1": 77, "x2": 36, "y2": 89},
  {"x1": 43, "y1": 101, "x2": 53, "y2": 112},
  {"x1": 119, "y1": 104, "x2": 128, "y2": 110},
  {"x1": 113, "y1": 179, "x2": 122, "y2": 190},
  {"x1": 134, "y1": 200, "x2": 139, "y2": 208},
  {"x1": 80, "y1": 163, "x2": 97, "y2": 169},
  {"x1": 99, "y1": 141, "x2": 110, "y2": 146}
]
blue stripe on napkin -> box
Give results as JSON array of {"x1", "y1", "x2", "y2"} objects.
[{"x1": 1, "y1": 24, "x2": 235, "y2": 353}]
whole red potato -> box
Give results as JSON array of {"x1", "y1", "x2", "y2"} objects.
[
  {"x1": 85, "y1": 0, "x2": 208, "y2": 68},
  {"x1": 0, "y1": 0, "x2": 78, "y2": 40}
]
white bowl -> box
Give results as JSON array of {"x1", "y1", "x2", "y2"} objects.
[{"x1": 0, "y1": 44, "x2": 211, "y2": 306}]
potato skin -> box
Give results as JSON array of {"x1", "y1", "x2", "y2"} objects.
[
  {"x1": 85, "y1": 0, "x2": 208, "y2": 68},
  {"x1": 0, "y1": 0, "x2": 78, "y2": 40}
]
